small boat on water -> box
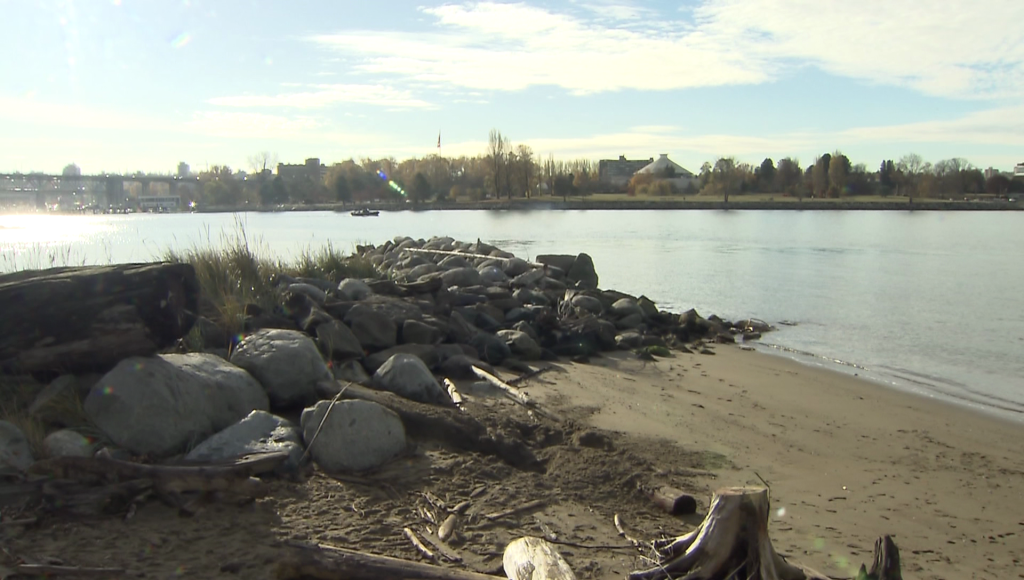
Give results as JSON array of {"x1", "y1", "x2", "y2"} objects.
[{"x1": 350, "y1": 208, "x2": 379, "y2": 217}]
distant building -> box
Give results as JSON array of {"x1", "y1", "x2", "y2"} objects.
[
  {"x1": 138, "y1": 195, "x2": 181, "y2": 210},
  {"x1": 277, "y1": 158, "x2": 325, "y2": 182},
  {"x1": 637, "y1": 154, "x2": 697, "y2": 190},
  {"x1": 1014, "y1": 163, "x2": 1024, "y2": 177},
  {"x1": 598, "y1": 155, "x2": 654, "y2": 187}
]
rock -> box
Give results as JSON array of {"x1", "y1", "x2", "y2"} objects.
[
  {"x1": 29, "y1": 374, "x2": 98, "y2": 417},
  {"x1": 301, "y1": 400, "x2": 406, "y2": 472},
  {"x1": 43, "y1": 429, "x2": 95, "y2": 458},
  {"x1": 364, "y1": 344, "x2": 439, "y2": 374},
  {"x1": 440, "y1": 354, "x2": 496, "y2": 380},
  {"x1": 230, "y1": 329, "x2": 332, "y2": 407},
  {"x1": 610, "y1": 298, "x2": 644, "y2": 318},
  {"x1": 571, "y1": 294, "x2": 604, "y2": 315},
  {"x1": 540, "y1": 277, "x2": 567, "y2": 291},
  {"x1": 244, "y1": 313, "x2": 300, "y2": 333},
  {"x1": 449, "y1": 292, "x2": 489, "y2": 307},
  {"x1": 343, "y1": 304, "x2": 398, "y2": 351},
  {"x1": 615, "y1": 331, "x2": 643, "y2": 349},
  {"x1": 488, "y1": 297, "x2": 522, "y2": 312},
  {"x1": 447, "y1": 311, "x2": 478, "y2": 344},
  {"x1": 363, "y1": 295, "x2": 425, "y2": 325},
  {"x1": 193, "y1": 316, "x2": 229, "y2": 349},
  {"x1": 316, "y1": 320, "x2": 364, "y2": 360},
  {"x1": 402, "y1": 319, "x2": 442, "y2": 345},
  {"x1": 503, "y1": 257, "x2": 531, "y2": 277},
  {"x1": 505, "y1": 307, "x2": 535, "y2": 324},
  {"x1": 441, "y1": 267, "x2": 483, "y2": 288},
  {"x1": 497, "y1": 330, "x2": 543, "y2": 361},
  {"x1": 372, "y1": 354, "x2": 447, "y2": 404},
  {"x1": 513, "y1": 288, "x2": 550, "y2": 306},
  {"x1": 511, "y1": 268, "x2": 545, "y2": 288},
  {"x1": 469, "y1": 333, "x2": 512, "y2": 365},
  {"x1": 479, "y1": 265, "x2": 509, "y2": 285},
  {"x1": 567, "y1": 253, "x2": 599, "y2": 289},
  {"x1": 615, "y1": 312, "x2": 645, "y2": 330},
  {"x1": 330, "y1": 359, "x2": 372, "y2": 387},
  {"x1": 407, "y1": 263, "x2": 439, "y2": 280},
  {"x1": 575, "y1": 430, "x2": 613, "y2": 450},
  {"x1": 637, "y1": 296, "x2": 659, "y2": 318},
  {"x1": 186, "y1": 410, "x2": 304, "y2": 471},
  {"x1": 512, "y1": 320, "x2": 539, "y2": 341},
  {"x1": 287, "y1": 283, "x2": 327, "y2": 304},
  {"x1": 0, "y1": 420, "x2": 34, "y2": 471},
  {"x1": 84, "y1": 354, "x2": 269, "y2": 457},
  {"x1": 537, "y1": 254, "x2": 577, "y2": 273},
  {"x1": 439, "y1": 255, "x2": 472, "y2": 270},
  {"x1": 337, "y1": 278, "x2": 373, "y2": 301},
  {"x1": 456, "y1": 307, "x2": 501, "y2": 332}
]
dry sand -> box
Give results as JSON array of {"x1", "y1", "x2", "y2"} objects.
[{"x1": 3, "y1": 345, "x2": 1021, "y2": 579}]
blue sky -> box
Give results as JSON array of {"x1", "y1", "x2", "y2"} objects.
[{"x1": 2, "y1": 0, "x2": 1023, "y2": 174}]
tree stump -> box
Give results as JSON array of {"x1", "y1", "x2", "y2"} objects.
[
  {"x1": 0, "y1": 263, "x2": 199, "y2": 375},
  {"x1": 629, "y1": 487, "x2": 830, "y2": 580}
]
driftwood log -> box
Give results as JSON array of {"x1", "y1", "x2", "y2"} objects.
[
  {"x1": 276, "y1": 542, "x2": 503, "y2": 580},
  {"x1": 856, "y1": 536, "x2": 902, "y2": 580},
  {"x1": 629, "y1": 487, "x2": 830, "y2": 580},
  {"x1": 324, "y1": 381, "x2": 540, "y2": 469},
  {"x1": 0, "y1": 263, "x2": 199, "y2": 375}
]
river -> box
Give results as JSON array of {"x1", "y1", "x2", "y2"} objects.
[{"x1": 2, "y1": 209, "x2": 1023, "y2": 420}]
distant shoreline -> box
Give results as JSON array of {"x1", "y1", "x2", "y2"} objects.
[{"x1": 198, "y1": 198, "x2": 1024, "y2": 213}]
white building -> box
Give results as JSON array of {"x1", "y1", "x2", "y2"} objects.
[
  {"x1": 1014, "y1": 163, "x2": 1024, "y2": 177},
  {"x1": 637, "y1": 154, "x2": 697, "y2": 190}
]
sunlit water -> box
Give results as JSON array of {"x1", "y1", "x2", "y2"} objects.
[{"x1": 3, "y1": 209, "x2": 1023, "y2": 421}]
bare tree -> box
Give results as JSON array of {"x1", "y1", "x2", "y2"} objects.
[
  {"x1": 487, "y1": 129, "x2": 506, "y2": 199},
  {"x1": 247, "y1": 151, "x2": 278, "y2": 178},
  {"x1": 517, "y1": 144, "x2": 534, "y2": 198}
]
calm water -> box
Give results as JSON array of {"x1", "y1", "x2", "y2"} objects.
[{"x1": 3, "y1": 209, "x2": 1023, "y2": 420}]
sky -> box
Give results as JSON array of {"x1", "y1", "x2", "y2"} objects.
[{"x1": 2, "y1": 0, "x2": 1023, "y2": 175}]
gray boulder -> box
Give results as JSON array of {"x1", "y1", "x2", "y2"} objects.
[
  {"x1": 364, "y1": 344, "x2": 438, "y2": 374},
  {"x1": 536, "y1": 254, "x2": 577, "y2": 273},
  {"x1": 84, "y1": 354, "x2": 269, "y2": 456},
  {"x1": 571, "y1": 294, "x2": 604, "y2": 315},
  {"x1": 337, "y1": 278, "x2": 373, "y2": 301},
  {"x1": 615, "y1": 312, "x2": 645, "y2": 330},
  {"x1": 469, "y1": 333, "x2": 512, "y2": 365},
  {"x1": 615, "y1": 331, "x2": 643, "y2": 349},
  {"x1": 330, "y1": 359, "x2": 372, "y2": 386},
  {"x1": 439, "y1": 255, "x2": 472, "y2": 270},
  {"x1": 407, "y1": 263, "x2": 439, "y2": 280},
  {"x1": 479, "y1": 265, "x2": 509, "y2": 285},
  {"x1": 186, "y1": 410, "x2": 304, "y2": 471},
  {"x1": 372, "y1": 354, "x2": 446, "y2": 404},
  {"x1": 0, "y1": 420, "x2": 34, "y2": 471},
  {"x1": 441, "y1": 267, "x2": 483, "y2": 288},
  {"x1": 512, "y1": 320, "x2": 539, "y2": 341},
  {"x1": 513, "y1": 288, "x2": 550, "y2": 306},
  {"x1": 43, "y1": 429, "x2": 95, "y2": 458},
  {"x1": 301, "y1": 400, "x2": 406, "y2": 472},
  {"x1": 287, "y1": 283, "x2": 327, "y2": 304},
  {"x1": 230, "y1": 329, "x2": 331, "y2": 407},
  {"x1": 637, "y1": 296, "x2": 659, "y2": 318},
  {"x1": 511, "y1": 268, "x2": 545, "y2": 288},
  {"x1": 568, "y1": 253, "x2": 599, "y2": 289},
  {"x1": 438, "y1": 354, "x2": 492, "y2": 380},
  {"x1": 344, "y1": 304, "x2": 398, "y2": 351},
  {"x1": 502, "y1": 257, "x2": 531, "y2": 277},
  {"x1": 610, "y1": 298, "x2": 644, "y2": 318},
  {"x1": 316, "y1": 320, "x2": 364, "y2": 360},
  {"x1": 497, "y1": 330, "x2": 542, "y2": 360},
  {"x1": 402, "y1": 319, "x2": 441, "y2": 345},
  {"x1": 447, "y1": 311, "x2": 478, "y2": 344}
]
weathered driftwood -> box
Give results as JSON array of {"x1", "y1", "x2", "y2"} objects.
[
  {"x1": 403, "y1": 248, "x2": 545, "y2": 268},
  {"x1": 612, "y1": 514, "x2": 644, "y2": 549},
  {"x1": 857, "y1": 536, "x2": 902, "y2": 580},
  {"x1": 506, "y1": 366, "x2": 555, "y2": 386},
  {"x1": 650, "y1": 486, "x2": 698, "y2": 515},
  {"x1": 0, "y1": 263, "x2": 199, "y2": 375},
  {"x1": 15, "y1": 564, "x2": 126, "y2": 577},
  {"x1": 502, "y1": 537, "x2": 577, "y2": 580},
  {"x1": 275, "y1": 542, "x2": 504, "y2": 580},
  {"x1": 405, "y1": 527, "x2": 436, "y2": 560},
  {"x1": 629, "y1": 487, "x2": 830, "y2": 580},
  {"x1": 438, "y1": 514, "x2": 458, "y2": 542},
  {"x1": 471, "y1": 366, "x2": 561, "y2": 422},
  {"x1": 443, "y1": 378, "x2": 465, "y2": 409},
  {"x1": 326, "y1": 380, "x2": 540, "y2": 469},
  {"x1": 29, "y1": 451, "x2": 288, "y2": 497},
  {"x1": 483, "y1": 499, "x2": 548, "y2": 521}
]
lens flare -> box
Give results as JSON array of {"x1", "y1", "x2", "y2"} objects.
[{"x1": 170, "y1": 32, "x2": 192, "y2": 49}]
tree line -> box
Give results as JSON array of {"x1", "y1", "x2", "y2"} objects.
[{"x1": 115, "y1": 130, "x2": 1022, "y2": 208}]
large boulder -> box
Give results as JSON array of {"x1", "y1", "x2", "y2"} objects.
[
  {"x1": 230, "y1": 329, "x2": 331, "y2": 407},
  {"x1": 439, "y1": 355, "x2": 494, "y2": 380},
  {"x1": 441, "y1": 267, "x2": 483, "y2": 288},
  {"x1": 337, "y1": 278, "x2": 373, "y2": 301},
  {"x1": 372, "y1": 354, "x2": 446, "y2": 404},
  {"x1": 511, "y1": 268, "x2": 545, "y2": 288},
  {"x1": 287, "y1": 283, "x2": 327, "y2": 305},
  {"x1": 43, "y1": 429, "x2": 95, "y2": 458},
  {"x1": 330, "y1": 359, "x2": 372, "y2": 386},
  {"x1": 469, "y1": 333, "x2": 512, "y2": 365},
  {"x1": 84, "y1": 354, "x2": 269, "y2": 457},
  {"x1": 439, "y1": 255, "x2": 472, "y2": 270},
  {"x1": 536, "y1": 254, "x2": 577, "y2": 273},
  {"x1": 503, "y1": 257, "x2": 531, "y2": 277},
  {"x1": 478, "y1": 265, "x2": 509, "y2": 285},
  {"x1": 571, "y1": 294, "x2": 604, "y2": 315},
  {"x1": 316, "y1": 320, "x2": 364, "y2": 360},
  {"x1": 364, "y1": 344, "x2": 438, "y2": 374},
  {"x1": 343, "y1": 304, "x2": 398, "y2": 351},
  {"x1": 610, "y1": 298, "x2": 644, "y2": 319},
  {"x1": 0, "y1": 420, "x2": 34, "y2": 471},
  {"x1": 567, "y1": 253, "x2": 599, "y2": 289},
  {"x1": 497, "y1": 330, "x2": 543, "y2": 361},
  {"x1": 447, "y1": 311, "x2": 479, "y2": 344},
  {"x1": 301, "y1": 400, "x2": 406, "y2": 472},
  {"x1": 402, "y1": 319, "x2": 441, "y2": 345},
  {"x1": 186, "y1": 410, "x2": 304, "y2": 472}
]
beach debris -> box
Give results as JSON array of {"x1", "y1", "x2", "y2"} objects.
[
  {"x1": 649, "y1": 486, "x2": 698, "y2": 515},
  {"x1": 856, "y1": 536, "x2": 903, "y2": 580},
  {"x1": 503, "y1": 536, "x2": 577, "y2": 580},
  {"x1": 276, "y1": 541, "x2": 503, "y2": 580},
  {"x1": 612, "y1": 513, "x2": 644, "y2": 550},
  {"x1": 483, "y1": 499, "x2": 548, "y2": 522},
  {"x1": 404, "y1": 527, "x2": 436, "y2": 560}
]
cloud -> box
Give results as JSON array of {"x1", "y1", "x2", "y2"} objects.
[
  {"x1": 207, "y1": 84, "x2": 435, "y2": 110},
  {"x1": 840, "y1": 105, "x2": 1024, "y2": 146},
  {"x1": 311, "y1": 0, "x2": 1024, "y2": 99},
  {"x1": 184, "y1": 111, "x2": 323, "y2": 138}
]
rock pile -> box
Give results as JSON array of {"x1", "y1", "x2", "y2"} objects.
[{"x1": 1, "y1": 236, "x2": 771, "y2": 482}]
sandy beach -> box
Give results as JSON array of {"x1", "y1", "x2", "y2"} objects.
[
  {"x1": 526, "y1": 346, "x2": 1024, "y2": 579},
  {"x1": 5, "y1": 345, "x2": 1021, "y2": 579}
]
